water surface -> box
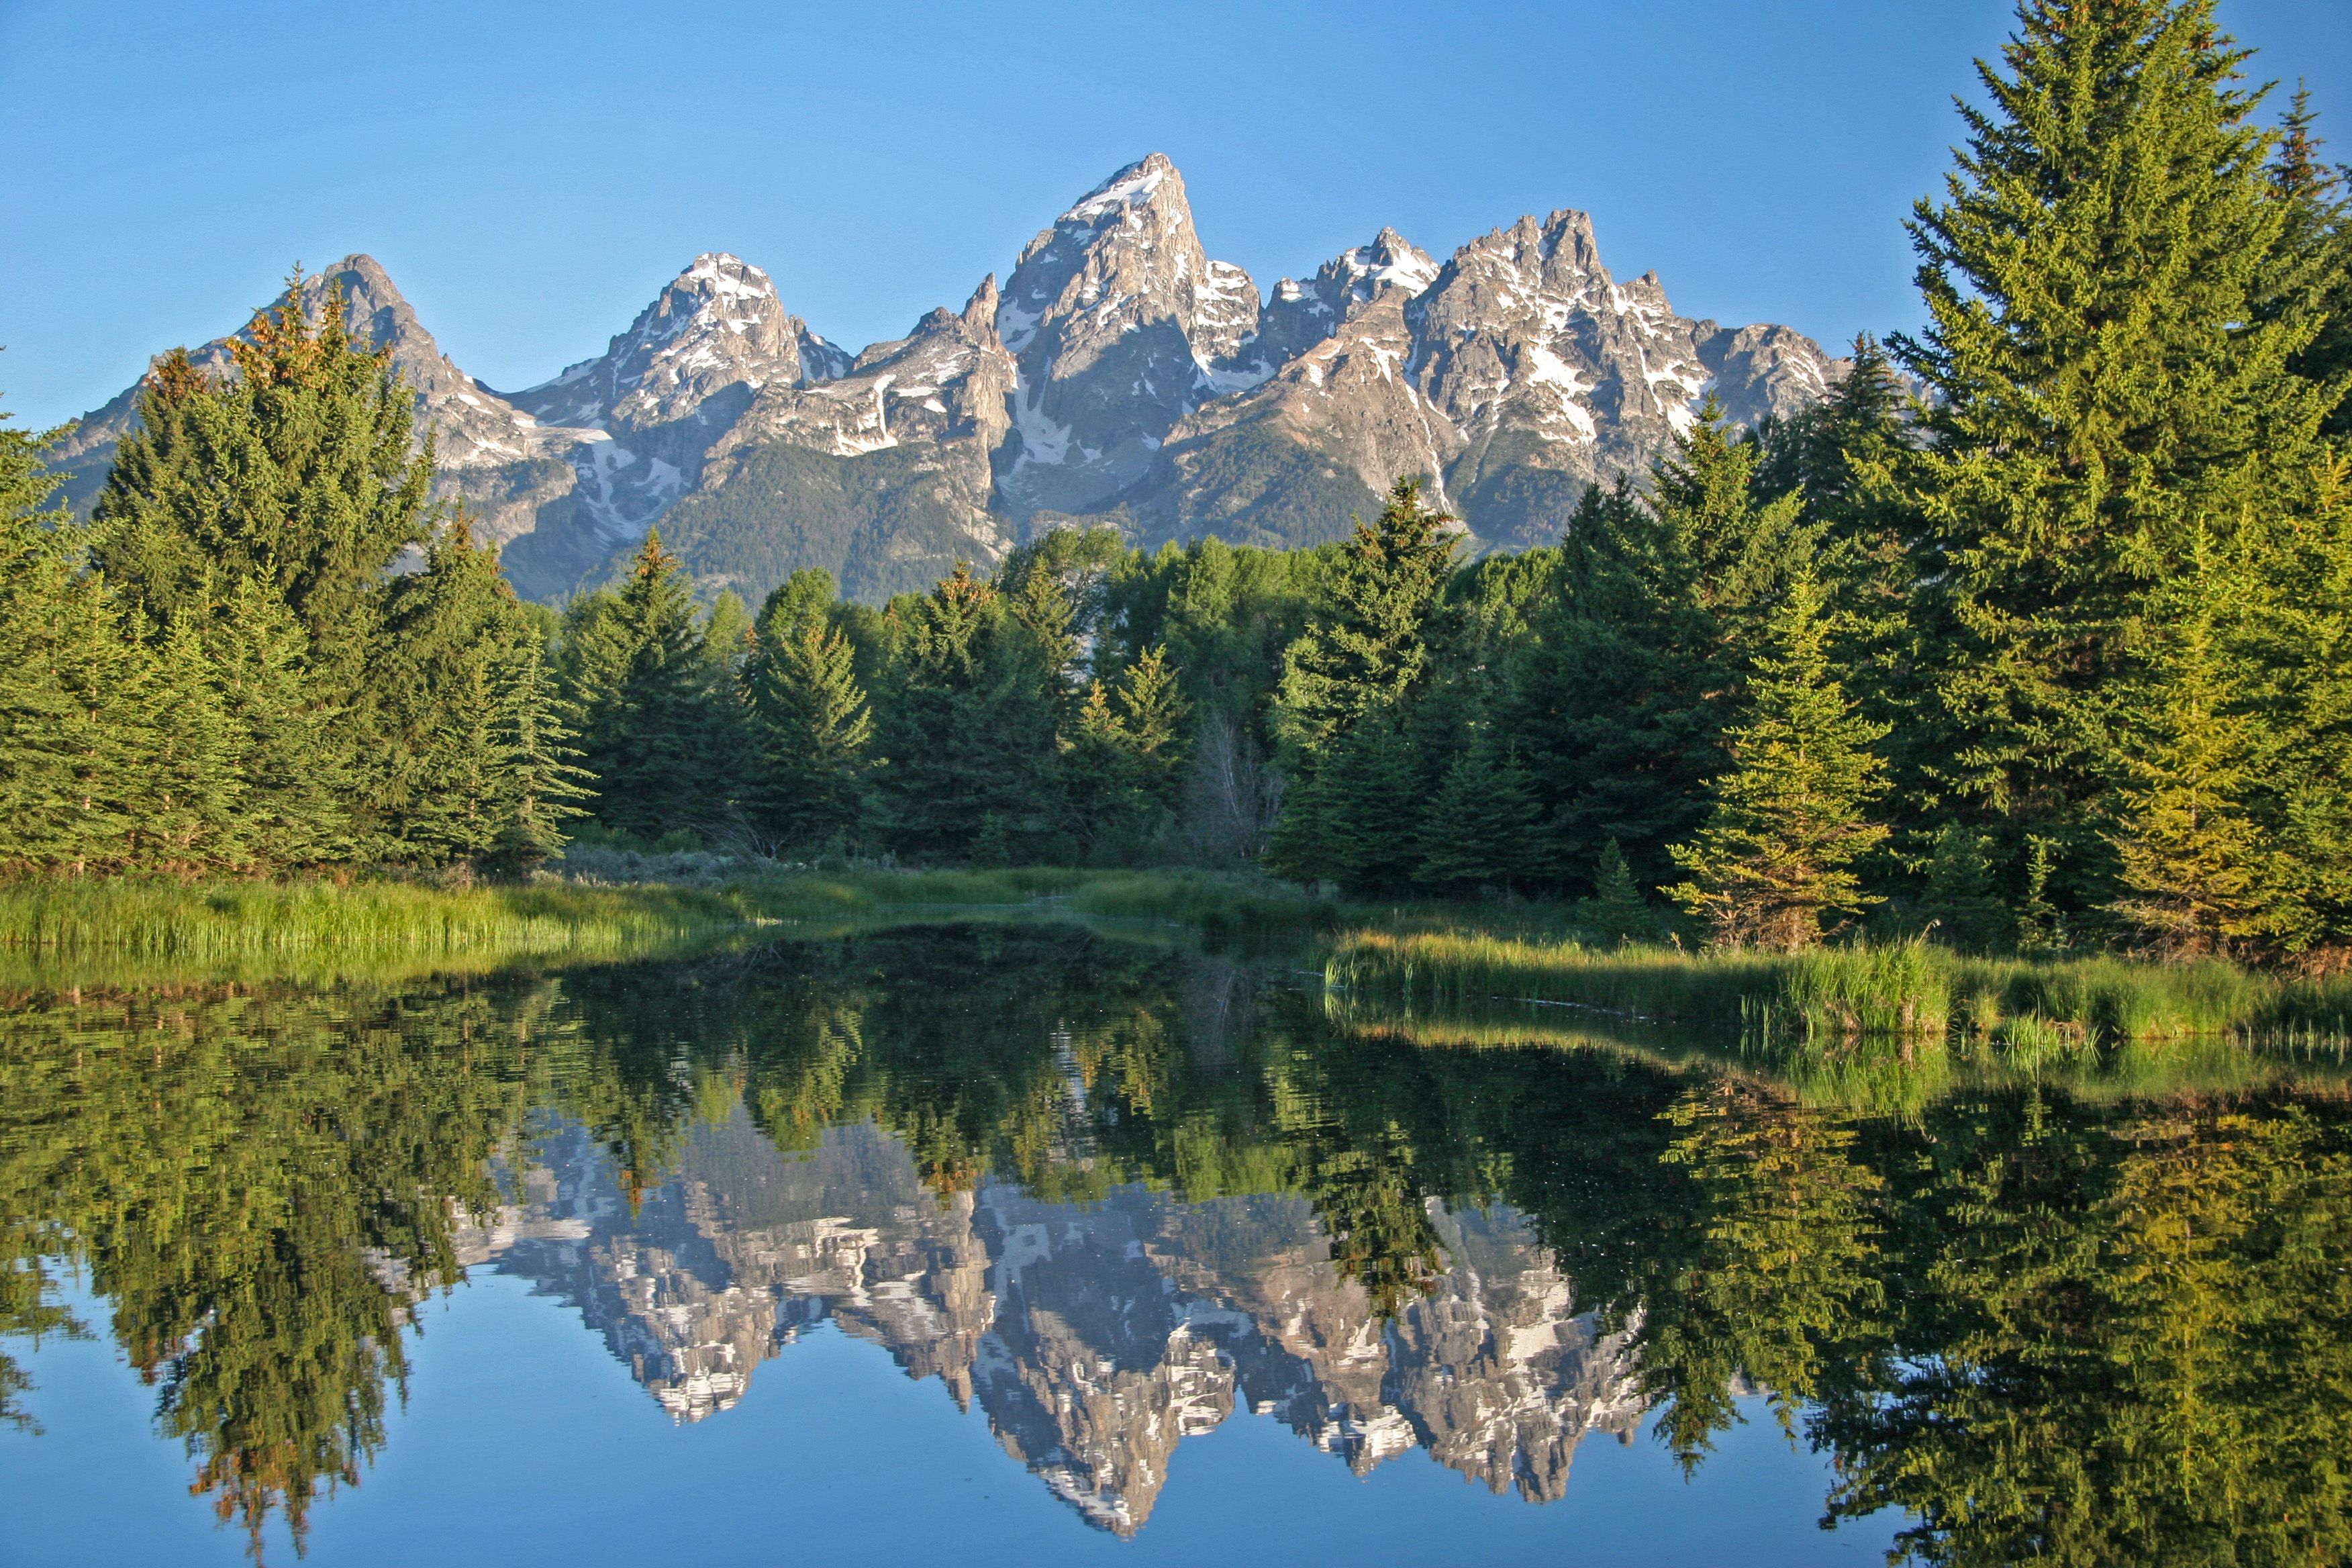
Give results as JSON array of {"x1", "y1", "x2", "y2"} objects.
[{"x1": 3, "y1": 922, "x2": 2345, "y2": 1565}]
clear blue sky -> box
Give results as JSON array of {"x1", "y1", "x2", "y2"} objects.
[{"x1": 3, "y1": 1, "x2": 2345, "y2": 430}]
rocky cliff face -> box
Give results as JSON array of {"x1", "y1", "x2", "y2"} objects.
[
  {"x1": 53, "y1": 156, "x2": 1843, "y2": 604},
  {"x1": 469, "y1": 1109, "x2": 1647, "y2": 1535}
]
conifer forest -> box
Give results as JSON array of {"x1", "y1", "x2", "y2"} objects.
[{"x1": 5, "y1": 0, "x2": 2352, "y2": 969}]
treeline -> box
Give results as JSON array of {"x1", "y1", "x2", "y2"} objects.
[{"x1": 4, "y1": 0, "x2": 2350, "y2": 963}]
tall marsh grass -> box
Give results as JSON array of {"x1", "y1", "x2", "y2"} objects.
[
  {"x1": 1326, "y1": 928, "x2": 2352, "y2": 1049},
  {"x1": 0, "y1": 879, "x2": 745, "y2": 962}
]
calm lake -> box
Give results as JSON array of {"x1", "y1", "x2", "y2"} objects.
[{"x1": 3, "y1": 921, "x2": 2346, "y2": 1565}]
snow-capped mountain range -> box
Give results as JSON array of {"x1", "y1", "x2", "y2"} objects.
[{"x1": 52, "y1": 152, "x2": 1846, "y2": 604}]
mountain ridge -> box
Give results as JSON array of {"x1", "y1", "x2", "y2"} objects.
[{"x1": 50, "y1": 154, "x2": 1847, "y2": 605}]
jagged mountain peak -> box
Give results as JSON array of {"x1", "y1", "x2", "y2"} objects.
[
  {"x1": 506, "y1": 252, "x2": 844, "y2": 434},
  {"x1": 1053, "y1": 151, "x2": 1185, "y2": 234},
  {"x1": 993, "y1": 153, "x2": 1267, "y2": 517}
]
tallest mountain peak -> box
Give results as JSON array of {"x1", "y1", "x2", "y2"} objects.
[{"x1": 1059, "y1": 152, "x2": 1188, "y2": 227}]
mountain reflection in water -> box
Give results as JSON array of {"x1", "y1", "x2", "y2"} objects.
[
  {"x1": 476, "y1": 1113, "x2": 1642, "y2": 1534},
  {"x1": 3, "y1": 921, "x2": 2350, "y2": 1566}
]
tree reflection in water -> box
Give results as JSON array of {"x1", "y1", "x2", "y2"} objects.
[{"x1": 1, "y1": 923, "x2": 2347, "y2": 1563}]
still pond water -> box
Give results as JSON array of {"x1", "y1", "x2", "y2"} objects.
[{"x1": 2, "y1": 922, "x2": 2347, "y2": 1565}]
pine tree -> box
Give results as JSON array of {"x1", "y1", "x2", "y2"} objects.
[
  {"x1": 2106, "y1": 535, "x2": 2266, "y2": 955},
  {"x1": 562, "y1": 529, "x2": 730, "y2": 841},
  {"x1": 0, "y1": 399, "x2": 143, "y2": 874},
  {"x1": 1577, "y1": 838, "x2": 1657, "y2": 946},
  {"x1": 743, "y1": 620, "x2": 875, "y2": 851},
  {"x1": 1416, "y1": 731, "x2": 1540, "y2": 895},
  {"x1": 375, "y1": 517, "x2": 556, "y2": 866},
  {"x1": 870, "y1": 564, "x2": 1066, "y2": 861},
  {"x1": 2270, "y1": 86, "x2": 2352, "y2": 439},
  {"x1": 209, "y1": 577, "x2": 352, "y2": 869},
  {"x1": 1666, "y1": 571, "x2": 1892, "y2": 950},
  {"x1": 1506, "y1": 411, "x2": 1810, "y2": 895},
  {"x1": 93, "y1": 279, "x2": 432, "y2": 694},
  {"x1": 1896, "y1": 0, "x2": 2339, "y2": 916},
  {"x1": 486, "y1": 628, "x2": 591, "y2": 874},
  {"x1": 1916, "y1": 824, "x2": 2016, "y2": 952},
  {"x1": 1267, "y1": 478, "x2": 1458, "y2": 883},
  {"x1": 122, "y1": 616, "x2": 244, "y2": 872},
  {"x1": 1065, "y1": 644, "x2": 1189, "y2": 854},
  {"x1": 1274, "y1": 477, "x2": 1459, "y2": 762},
  {"x1": 1273, "y1": 713, "x2": 1424, "y2": 895}
]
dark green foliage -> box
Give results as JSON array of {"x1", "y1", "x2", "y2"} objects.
[
  {"x1": 1894, "y1": 0, "x2": 2341, "y2": 920},
  {"x1": 869, "y1": 565, "x2": 1069, "y2": 861},
  {"x1": 743, "y1": 607, "x2": 876, "y2": 851},
  {"x1": 1916, "y1": 824, "x2": 2015, "y2": 952},
  {"x1": 1065, "y1": 644, "x2": 1189, "y2": 856},
  {"x1": 1575, "y1": 838, "x2": 1658, "y2": 946},
  {"x1": 1273, "y1": 476, "x2": 1460, "y2": 765},
  {"x1": 2, "y1": 286, "x2": 580, "y2": 878},
  {"x1": 1506, "y1": 412, "x2": 1810, "y2": 895},
  {"x1": 93, "y1": 287, "x2": 433, "y2": 693},
  {"x1": 561, "y1": 529, "x2": 737, "y2": 840},
  {"x1": 1415, "y1": 730, "x2": 1540, "y2": 895},
  {"x1": 1665, "y1": 569, "x2": 1892, "y2": 950}
]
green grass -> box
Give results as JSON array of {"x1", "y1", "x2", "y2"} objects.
[
  {"x1": 0, "y1": 878, "x2": 747, "y2": 961},
  {"x1": 1324, "y1": 928, "x2": 2352, "y2": 1049}
]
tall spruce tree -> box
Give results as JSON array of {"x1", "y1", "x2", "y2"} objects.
[
  {"x1": 562, "y1": 529, "x2": 730, "y2": 840},
  {"x1": 1895, "y1": 0, "x2": 2339, "y2": 920},
  {"x1": 1064, "y1": 644, "x2": 1188, "y2": 854},
  {"x1": 209, "y1": 577, "x2": 352, "y2": 869},
  {"x1": 743, "y1": 618, "x2": 875, "y2": 852},
  {"x1": 0, "y1": 403, "x2": 147, "y2": 875},
  {"x1": 2107, "y1": 534, "x2": 2267, "y2": 954},
  {"x1": 1665, "y1": 570, "x2": 1892, "y2": 951},
  {"x1": 1505, "y1": 411, "x2": 1810, "y2": 895},
  {"x1": 93, "y1": 282, "x2": 432, "y2": 696},
  {"x1": 1416, "y1": 726, "x2": 1540, "y2": 895},
  {"x1": 1267, "y1": 478, "x2": 1458, "y2": 883},
  {"x1": 869, "y1": 564, "x2": 1067, "y2": 861}
]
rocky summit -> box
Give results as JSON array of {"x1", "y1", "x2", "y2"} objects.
[{"x1": 52, "y1": 154, "x2": 1846, "y2": 605}]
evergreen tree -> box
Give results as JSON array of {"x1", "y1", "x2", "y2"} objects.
[
  {"x1": 92, "y1": 282, "x2": 432, "y2": 695},
  {"x1": 1666, "y1": 571, "x2": 1892, "y2": 950},
  {"x1": 374, "y1": 518, "x2": 570, "y2": 867},
  {"x1": 870, "y1": 564, "x2": 1067, "y2": 860},
  {"x1": 0, "y1": 401, "x2": 143, "y2": 874},
  {"x1": 1415, "y1": 730, "x2": 1540, "y2": 895},
  {"x1": 209, "y1": 577, "x2": 352, "y2": 869},
  {"x1": 2106, "y1": 536, "x2": 2267, "y2": 954},
  {"x1": 1273, "y1": 713, "x2": 1424, "y2": 895},
  {"x1": 743, "y1": 620, "x2": 875, "y2": 852},
  {"x1": 1577, "y1": 838, "x2": 1658, "y2": 946},
  {"x1": 1916, "y1": 824, "x2": 2016, "y2": 952},
  {"x1": 1506, "y1": 412, "x2": 1810, "y2": 895},
  {"x1": 1267, "y1": 478, "x2": 1458, "y2": 883},
  {"x1": 1273, "y1": 477, "x2": 1459, "y2": 763},
  {"x1": 562, "y1": 529, "x2": 730, "y2": 840},
  {"x1": 1064, "y1": 644, "x2": 1189, "y2": 854},
  {"x1": 121, "y1": 616, "x2": 244, "y2": 872},
  {"x1": 487, "y1": 627, "x2": 591, "y2": 873},
  {"x1": 2270, "y1": 87, "x2": 2352, "y2": 439},
  {"x1": 1896, "y1": 0, "x2": 2339, "y2": 916}
]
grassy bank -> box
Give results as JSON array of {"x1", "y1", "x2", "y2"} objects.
[
  {"x1": 1324, "y1": 929, "x2": 2352, "y2": 1048},
  {"x1": 0, "y1": 879, "x2": 749, "y2": 963}
]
